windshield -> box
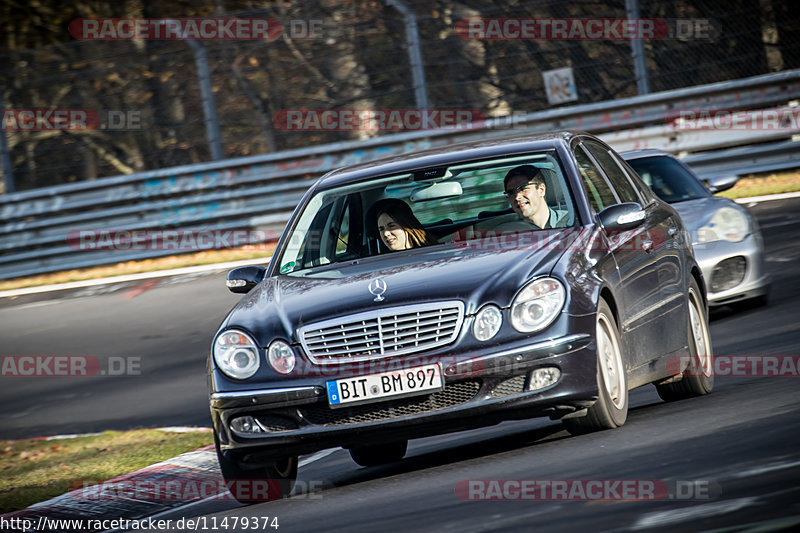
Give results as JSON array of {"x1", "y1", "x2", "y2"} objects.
[
  {"x1": 276, "y1": 151, "x2": 578, "y2": 274},
  {"x1": 626, "y1": 156, "x2": 709, "y2": 203}
]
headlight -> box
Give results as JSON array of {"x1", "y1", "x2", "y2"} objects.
[
  {"x1": 510, "y1": 277, "x2": 566, "y2": 333},
  {"x1": 697, "y1": 207, "x2": 749, "y2": 243},
  {"x1": 268, "y1": 340, "x2": 296, "y2": 374},
  {"x1": 213, "y1": 330, "x2": 260, "y2": 380},
  {"x1": 473, "y1": 305, "x2": 502, "y2": 341}
]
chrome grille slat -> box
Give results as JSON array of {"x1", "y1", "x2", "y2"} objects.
[
  {"x1": 382, "y1": 316, "x2": 459, "y2": 330},
  {"x1": 382, "y1": 310, "x2": 460, "y2": 325},
  {"x1": 305, "y1": 337, "x2": 381, "y2": 350},
  {"x1": 298, "y1": 301, "x2": 465, "y2": 364},
  {"x1": 382, "y1": 331, "x2": 452, "y2": 349},
  {"x1": 304, "y1": 321, "x2": 380, "y2": 337},
  {"x1": 384, "y1": 320, "x2": 459, "y2": 336}
]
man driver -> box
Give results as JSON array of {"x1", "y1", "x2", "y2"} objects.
[{"x1": 503, "y1": 165, "x2": 569, "y2": 229}]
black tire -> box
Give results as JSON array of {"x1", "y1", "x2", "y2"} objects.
[
  {"x1": 215, "y1": 433, "x2": 297, "y2": 504},
  {"x1": 656, "y1": 278, "x2": 714, "y2": 402},
  {"x1": 564, "y1": 298, "x2": 628, "y2": 435},
  {"x1": 349, "y1": 440, "x2": 408, "y2": 467}
]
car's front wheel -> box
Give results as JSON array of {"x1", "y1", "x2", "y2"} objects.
[
  {"x1": 656, "y1": 278, "x2": 714, "y2": 401},
  {"x1": 349, "y1": 440, "x2": 408, "y2": 467},
  {"x1": 215, "y1": 434, "x2": 298, "y2": 503},
  {"x1": 564, "y1": 298, "x2": 628, "y2": 435}
]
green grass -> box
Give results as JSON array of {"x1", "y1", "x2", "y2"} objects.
[
  {"x1": 717, "y1": 169, "x2": 800, "y2": 199},
  {"x1": 0, "y1": 247, "x2": 273, "y2": 292},
  {"x1": 0, "y1": 428, "x2": 213, "y2": 513}
]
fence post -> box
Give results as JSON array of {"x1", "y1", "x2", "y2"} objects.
[
  {"x1": 386, "y1": 0, "x2": 430, "y2": 110},
  {"x1": 186, "y1": 39, "x2": 224, "y2": 161},
  {"x1": 626, "y1": 0, "x2": 650, "y2": 95},
  {"x1": 0, "y1": 90, "x2": 14, "y2": 194}
]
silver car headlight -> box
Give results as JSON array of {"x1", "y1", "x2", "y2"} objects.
[
  {"x1": 213, "y1": 329, "x2": 260, "y2": 380},
  {"x1": 697, "y1": 207, "x2": 749, "y2": 243},
  {"x1": 510, "y1": 277, "x2": 566, "y2": 333}
]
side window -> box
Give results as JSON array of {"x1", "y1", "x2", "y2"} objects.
[
  {"x1": 583, "y1": 140, "x2": 641, "y2": 204},
  {"x1": 300, "y1": 202, "x2": 335, "y2": 268},
  {"x1": 335, "y1": 204, "x2": 350, "y2": 255},
  {"x1": 332, "y1": 195, "x2": 363, "y2": 261},
  {"x1": 573, "y1": 145, "x2": 618, "y2": 212},
  {"x1": 299, "y1": 194, "x2": 363, "y2": 267}
]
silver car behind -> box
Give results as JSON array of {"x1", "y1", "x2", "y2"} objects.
[{"x1": 622, "y1": 149, "x2": 770, "y2": 307}]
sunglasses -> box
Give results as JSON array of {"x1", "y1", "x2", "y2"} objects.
[{"x1": 505, "y1": 181, "x2": 543, "y2": 198}]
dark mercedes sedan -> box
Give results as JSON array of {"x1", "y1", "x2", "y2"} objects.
[{"x1": 209, "y1": 131, "x2": 713, "y2": 501}]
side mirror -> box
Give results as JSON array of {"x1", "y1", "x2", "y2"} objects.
[
  {"x1": 597, "y1": 202, "x2": 646, "y2": 231},
  {"x1": 705, "y1": 174, "x2": 739, "y2": 194},
  {"x1": 226, "y1": 265, "x2": 266, "y2": 294}
]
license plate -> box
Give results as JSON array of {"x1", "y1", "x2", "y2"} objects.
[{"x1": 326, "y1": 363, "x2": 443, "y2": 408}]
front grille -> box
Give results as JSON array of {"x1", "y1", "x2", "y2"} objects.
[
  {"x1": 300, "y1": 380, "x2": 480, "y2": 425},
  {"x1": 491, "y1": 376, "x2": 527, "y2": 398},
  {"x1": 710, "y1": 256, "x2": 746, "y2": 293},
  {"x1": 298, "y1": 301, "x2": 464, "y2": 364}
]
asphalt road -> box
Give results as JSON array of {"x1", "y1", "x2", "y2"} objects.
[
  {"x1": 0, "y1": 272, "x2": 242, "y2": 439},
  {"x1": 1, "y1": 197, "x2": 798, "y2": 531}
]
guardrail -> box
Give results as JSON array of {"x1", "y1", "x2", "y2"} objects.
[{"x1": 2, "y1": 69, "x2": 800, "y2": 280}]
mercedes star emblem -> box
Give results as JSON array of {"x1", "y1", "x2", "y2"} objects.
[{"x1": 368, "y1": 278, "x2": 387, "y2": 302}]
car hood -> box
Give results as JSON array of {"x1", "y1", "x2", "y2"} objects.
[
  {"x1": 223, "y1": 232, "x2": 573, "y2": 344},
  {"x1": 669, "y1": 195, "x2": 739, "y2": 230}
]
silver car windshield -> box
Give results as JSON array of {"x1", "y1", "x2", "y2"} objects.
[
  {"x1": 626, "y1": 156, "x2": 709, "y2": 203},
  {"x1": 276, "y1": 151, "x2": 578, "y2": 274}
]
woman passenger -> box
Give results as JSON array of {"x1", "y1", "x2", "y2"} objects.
[{"x1": 372, "y1": 198, "x2": 437, "y2": 252}]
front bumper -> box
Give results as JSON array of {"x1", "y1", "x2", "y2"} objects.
[
  {"x1": 693, "y1": 233, "x2": 771, "y2": 306},
  {"x1": 210, "y1": 332, "x2": 598, "y2": 460}
]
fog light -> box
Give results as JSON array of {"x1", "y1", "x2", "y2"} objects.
[
  {"x1": 528, "y1": 367, "x2": 561, "y2": 391},
  {"x1": 710, "y1": 256, "x2": 746, "y2": 293},
  {"x1": 231, "y1": 416, "x2": 263, "y2": 434}
]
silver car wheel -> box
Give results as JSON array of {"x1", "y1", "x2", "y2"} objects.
[
  {"x1": 597, "y1": 313, "x2": 625, "y2": 410},
  {"x1": 688, "y1": 288, "x2": 712, "y2": 377}
]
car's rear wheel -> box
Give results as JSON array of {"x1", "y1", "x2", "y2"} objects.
[
  {"x1": 564, "y1": 298, "x2": 628, "y2": 435},
  {"x1": 349, "y1": 440, "x2": 408, "y2": 467},
  {"x1": 215, "y1": 433, "x2": 298, "y2": 503},
  {"x1": 656, "y1": 278, "x2": 714, "y2": 401}
]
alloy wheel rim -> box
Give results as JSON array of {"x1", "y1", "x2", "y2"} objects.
[
  {"x1": 689, "y1": 290, "x2": 712, "y2": 377},
  {"x1": 597, "y1": 314, "x2": 625, "y2": 409}
]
